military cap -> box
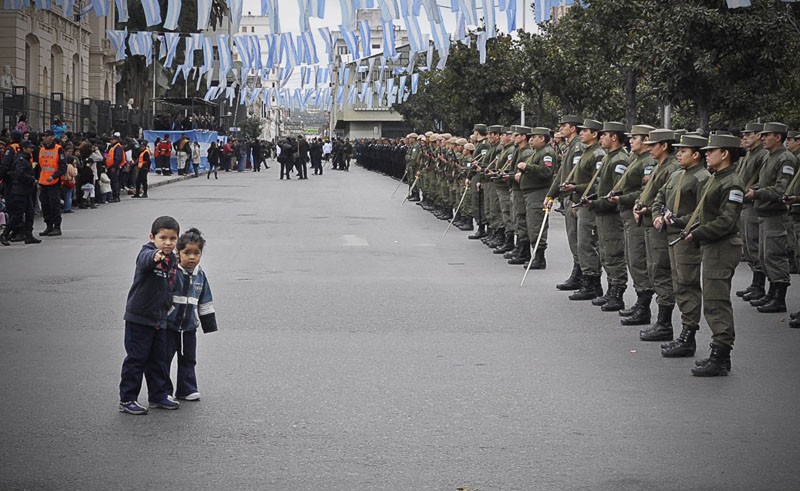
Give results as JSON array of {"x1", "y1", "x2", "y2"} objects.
[
  {"x1": 760, "y1": 122, "x2": 789, "y2": 135},
  {"x1": 456, "y1": 138, "x2": 468, "y2": 145},
  {"x1": 626, "y1": 124, "x2": 656, "y2": 137},
  {"x1": 42, "y1": 129, "x2": 55, "y2": 137},
  {"x1": 425, "y1": 131, "x2": 434, "y2": 137},
  {"x1": 441, "y1": 133, "x2": 453, "y2": 139},
  {"x1": 530, "y1": 127, "x2": 551, "y2": 136},
  {"x1": 20, "y1": 140, "x2": 35, "y2": 149},
  {"x1": 741, "y1": 122, "x2": 764, "y2": 134},
  {"x1": 512, "y1": 125, "x2": 532, "y2": 135},
  {"x1": 787, "y1": 130, "x2": 800, "y2": 139},
  {"x1": 503, "y1": 127, "x2": 513, "y2": 134},
  {"x1": 702, "y1": 134, "x2": 741, "y2": 150},
  {"x1": 577, "y1": 119, "x2": 603, "y2": 131},
  {"x1": 448, "y1": 137, "x2": 458, "y2": 144},
  {"x1": 464, "y1": 142, "x2": 475, "y2": 151},
  {"x1": 673, "y1": 129, "x2": 687, "y2": 140},
  {"x1": 487, "y1": 125, "x2": 503, "y2": 134},
  {"x1": 685, "y1": 131, "x2": 705, "y2": 137},
  {"x1": 417, "y1": 134, "x2": 426, "y2": 141},
  {"x1": 673, "y1": 135, "x2": 709, "y2": 149},
  {"x1": 711, "y1": 130, "x2": 731, "y2": 136},
  {"x1": 558, "y1": 115, "x2": 583, "y2": 125},
  {"x1": 473, "y1": 124, "x2": 488, "y2": 133},
  {"x1": 644, "y1": 129, "x2": 676, "y2": 144},
  {"x1": 600, "y1": 122, "x2": 626, "y2": 134},
  {"x1": 407, "y1": 133, "x2": 418, "y2": 139}
]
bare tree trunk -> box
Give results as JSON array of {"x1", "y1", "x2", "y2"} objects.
[{"x1": 625, "y1": 69, "x2": 638, "y2": 128}]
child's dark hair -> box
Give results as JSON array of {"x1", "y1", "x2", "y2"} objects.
[
  {"x1": 151, "y1": 216, "x2": 180, "y2": 235},
  {"x1": 177, "y1": 227, "x2": 206, "y2": 251}
]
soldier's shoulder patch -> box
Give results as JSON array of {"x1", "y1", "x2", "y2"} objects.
[
  {"x1": 614, "y1": 164, "x2": 627, "y2": 175},
  {"x1": 594, "y1": 148, "x2": 606, "y2": 158},
  {"x1": 595, "y1": 160, "x2": 603, "y2": 170},
  {"x1": 644, "y1": 166, "x2": 654, "y2": 176},
  {"x1": 481, "y1": 149, "x2": 488, "y2": 155},
  {"x1": 728, "y1": 189, "x2": 744, "y2": 203},
  {"x1": 543, "y1": 155, "x2": 554, "y2": 167},
  {"x1": 782, "y1": 165, "x2": 795, "y2": 176},
  {"x1": 572, "y1": 155, "x2": 581, "y2": 165}
]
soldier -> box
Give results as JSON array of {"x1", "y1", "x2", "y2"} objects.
[
  {"x1": 785, "y1": 131, "x2": 800, "y2": 327},
  {"x1": 545, "y1": 116, "x2": 585, "y2": 291},
  {"x1": 516, "y1": 127, "x2": 556, "y2": 269},
  {"x1": 507, "y1": 126, "x2": 534, "y2": 265},
  {"x1": 735, "y1": 123, "x2": 768, "y2": 301},
  {"x1": 467, "y1": 124, "x2": 492, "y2": 239},
  {"x1": 585, "y1": 122, "x2": 629, "y2": 311},
  {"x1": 608, "y1": 124, "x2": 657, "y2": 325},
  {"x1": 686, "y1": 134, "x2": 745, "y2": 377},
  {"x1": 745, "y1": 122, "x2": 798, "y2": 313},
  {"x1": 482, "y1": 126, "x2": 505, "y2": 248},
  {"x1": 491, "y1": 128, "x2": 517, "y2": 254},
  {"x1": 405, "y1": 133, "x2": 421, "y2": 202},
  {"x1": 636, "y1": 129, "x2": 679, "y2": 342},
  {"x1": 564, "y1": 119, "x2": 605, "y2": 301},
  {"x1": 653, "y1": 135, "x2": 711, "y2": 358}
]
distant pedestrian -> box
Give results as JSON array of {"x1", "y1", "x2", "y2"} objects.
[{"x1": 206, "y1": 142, "x2": 220, "y2": 179}]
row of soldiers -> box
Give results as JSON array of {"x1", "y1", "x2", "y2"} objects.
[{"x1": 398, "y1": 118, "x2": 800, "y2": 377}]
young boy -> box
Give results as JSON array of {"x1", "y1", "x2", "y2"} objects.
[{"x1": 118, "y1": 216, "x2": 182, "y2": 415}]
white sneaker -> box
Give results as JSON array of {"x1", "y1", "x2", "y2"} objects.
[{"x1": 181, "y1": 392, "x2": 201, "y2": 401}]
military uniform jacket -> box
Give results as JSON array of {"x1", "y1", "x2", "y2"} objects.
[
  {"x1": 736, "y1": 144, "x2": 768, "y2": 196},
  {"x1": 616, "y1": 151, "x2": 654, "y2": 210},
  {"x1": 512, "y1": 145, "x2": 534, "y2": 191},
  {"x1": 652, "y1": 164, "x2": 711, "y2": 236},
  {"x1": 407, "y1": 142, "x2": 421, "y2": 168},
  {"x1": 691, "y1": 166, "x2": 744, "y2": 246},
  {"x1": 593, "y1": 146, "x2": 629, "y2": 215},
  {"x1": 571, "y1": 142, "x2": 606, "y2": 201},
  {"x1": 636, "y1": 154, "x2": 679, "y2": 227},
  {"x1": 494, "y1": 144, "x2": 516, "y2": 189},
  {"x1": 547, "y1": 136, "x2": 584, "y2": 198},
  {"x1": 520, "y1": 146, "x2": 556, "y2": 192},
  {"x1": 787, "y1": 152, "x2": 800, "y2": 218},
  {"x1": 754, "y1": 146, "x2": 798, "y2": 216}
]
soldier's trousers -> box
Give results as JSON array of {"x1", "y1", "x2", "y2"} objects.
[
  {"x1": 702, "y1": 237, "x2": 741, "y2": 348},
  {"x1": 470, "y1": 176, "x2": 485, "y2": 225},
  {"x1": 740, "y1": 204, "x2": 761, "y2": 272},
  {"x1": 645, "y1": 225, "x2": 674, "y2": 306},
  {"x1": 564, "y1": 198, "x2": 579, "y2": 264},
  {"x1": 486, "y1": 182, "x2": 501, "y2": 230},
  {"x1": 496, "y1": 185, "x2": 513, "y2": 232},
  {"x1": 758, "y1": 215, "x2": 790, "y2": 284},
  {"x1": 793, "y1": 216, "x2": 800, "y2": 272},
  {"x1": 622, "y1": 210, "x2": 652, "y2": 292},
  {"x1": 596, "y1": 213, "x2": 627, "y2": 287},
  {"x1": 669, "y1": 235, "x2": 702, "y2": 330},
  {"x1": 512, "y1": 188, "x2": 527, "y2": 241},
  {"x1": 463, "y1": 186, "x2": 473, "y2": 218},
  {"x1": 575, "y1": 206, "x2": 600, "y2": 276},
  {"x1": 523, "y1": 189, "x2": 549, "y2": 250}
]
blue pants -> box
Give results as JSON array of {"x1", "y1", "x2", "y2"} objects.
[
  {"x1": 119, "y1": 321, "x2": 170, "y2": 403},
  {"x1": 164, "y1": 330, "x2": 198, "y2": 398}
]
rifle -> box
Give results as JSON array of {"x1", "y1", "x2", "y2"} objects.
[
  {"x1": 604, "y1": 190, "x2": 623, "y2": 199},
  {"x1": 571, "y1": 193, "x2": 598, "y2": 209},
  {"x1": 668, "y1": 222, "x2": 700, "y2": 247},
  {"x1": 633, "y1": 203, "x2": 645, "y2": 226}
]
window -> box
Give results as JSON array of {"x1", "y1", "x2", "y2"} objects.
[
  {"x1": 242, "y1": 27, "x2": 247, "y2": 33},
  {"x1": 251, "y1": 27, "x2": 255, "y2": 32},
  {"x1": 372, "y1": 44, "x2": 381, "y2": 49}
]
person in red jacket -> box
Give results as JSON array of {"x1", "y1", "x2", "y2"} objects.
[{"x1": 156, "y1": 135, "x2": 173, "y2": 176}]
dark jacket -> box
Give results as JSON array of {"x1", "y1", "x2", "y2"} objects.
[
  {"x1": 124, "y1": 242, "x2": 178, "y2": 329},
  {"x1": 167, "y1": 264, "x2": 217, "y2": 333},
  {"x1": 10, "y1": 152, "x2": 36, "y2": 195}
]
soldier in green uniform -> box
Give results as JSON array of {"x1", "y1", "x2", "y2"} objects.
[
  {"x1": 745, "y1": 122, "x2": 798, "y2": 313},
  {"x1": 636, "y1": 129, "x2": 679, "y2": 342},
  {"x1": 491, "y1": 128, "x2": 517, "y2": 254},
  {"x1": 416, "y1": 134, "x2": 432, "y2": 210},
  {"x1": 545, "y1": 116, "x2": 585, "y2": 291},
  {"x1": 608, "y1": 124, "x2": 656, "y2": 325},
  {"x1": 405, "y1": 133, "x2": 422, "y2": 201},
  {"x1": 652, "y1": 135, "x2": 711, "y2": 358},
  {"x1": 734, "y1": 123, "x2": 768, "y2": 300},
  {"x1": 483, "y1": 126, "x2": 506, "y2": 248},
  {"x1": 507, "y1": 126, "x2": 535, "y2": 265},
  {"x1": 585, "y1": 122, "x2": 629, "y2": 311},
  {"x1": 685, "y1": 134, "x2": 745, "y2": 377},
  {"x1": 564, "y1": 119, "x2": 605, "y2": 301},
  {"x1": 467, "y1": 124, "x2": 492, "y2": 239},
  {"x1": 785, "y1": 131, "x2": 800, "y2": 328},
  {"x1": 516, "y1": 127, "x2": 556, "y2": 269}
]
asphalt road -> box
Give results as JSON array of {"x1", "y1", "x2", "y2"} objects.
[{"x1": 1, "y1": 164, "x2": 799, "y2": 490}]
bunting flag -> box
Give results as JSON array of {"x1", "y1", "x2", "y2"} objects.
[
  {"x1": 156, "y1": 35, "x2": 166, "y2": 60},
  {"x1": 339, "y1": 0, "x2": 355, "y2": 30},
  {"x1": 140, "y1": 0, "x2": 161, "y2": 26},
  {"x1": 197, "y1": 0, "x2": 213, "y2": 30},
  {"x1": 506, "y1": 0, "x2": 516, "y2": 32},
  {"x1": 340, "y1": 27, "x2": 359, "y2": 59},
  {"x1": 301, "y1": 30, "x2": 319, "y2": 65},
  {"x1": 249, "y1": 35, "x2": 263, "y2": 70},
  {"x1": 35, "y1": 0, "x2": 52, "y2": 10},
  {"x1": 318, "y1": 27, "x2": 333, "y2": 64},
  {"x1": 378, "y1": 0, "x2": 399, "y2": 21},
  {"x1": 163, "y1": 32, "x2": 181, "y2": 67},
  {"x1": 454, "y1": 12, "x2": 466, "y2": 41},
  {"x1": 113, "y1": 0, "x2": 128, "y2": 23},
  {"x1": 410, "y1": 72, "x2": 419, "y2": 94},
  {"x1": 217, "y1": 34, "x2": 232, "y2": 82},
  {"x1": 234, "y1": 36, "x2": 252, "y2": 73},
  {"x1": 421, "y1": 0, "x2": 441, "y2": 24},
  {"x1": 359, "y1": 19, "x2": 371, "y2": 58},
  {"x1": 297, "y1": 0, "x2": 310, "y2": 31},
  {"x1": 227, "y1": 0, "x2": 243, "y2": 33},
  {"x1": 265, "y1": 34, "x2": 279, "y2": 69},
  {"x1": 425, "y1": 43, "x2": 433, "y2": 70},
  {"x1": 106, "y1": 29, "x2": 127, "y2": 61},
  {"x1": 128, "y1": 31, "x2": 153, "y2": 65},
  {"x1": 269, "y1": 0, "x2": 281, "y2": 32},
  {"x1": 201, "y1": 36, "x2": 214, "y2": 75},
  {"x1": 308, "y1": 0, "x2": 326, "y2": 17},
  {"x1": 81, "y1": 0, "x2": 108, "y2": 18},
  {"x1": 477, "y1": 31, "x2": 487, "y2": 64},
  {"x1": 726, "y1": 0, "x2": 751, "y2": 7},
  {"x1": 403, "y1": 15, "x2": 423, "y2": 53},
  {"x1": 163, "y1": 0, "x2": 181, "y2": 30},
  {"x1": 398, "y1": 0, "x2": 411, "y2": 17},
  {"x1": 481, "y1": 0, "x2": 495, "y2": 37}
]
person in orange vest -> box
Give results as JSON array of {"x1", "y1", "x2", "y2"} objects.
[
  {"x1": 106, "y1": 132, "x2": 125, "y2": 202},
  {"x1": 38, "y1": 129, "x2": 67, "y2": 237},
  {"x1": 133, "y1": 141, "x2": 151, "y2": 198}
]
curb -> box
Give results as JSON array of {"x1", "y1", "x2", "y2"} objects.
[{"x1": 147, "y1": 174, "x2": 196, "y2": 189}]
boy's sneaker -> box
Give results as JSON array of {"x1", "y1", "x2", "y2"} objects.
[
  {"x1": 119, "y1": 401, "x2": 148, "y2": 415},
  {"x1": 180, "y1": 392, "x2": 201, "y2": 401},
  {"x1": 150, "y1": 395, "x2": 181, "y2": 410}
]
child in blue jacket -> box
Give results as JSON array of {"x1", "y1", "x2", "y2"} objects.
[{"x1": 164, "y1": 228, "x2": 218, "y2": 401}]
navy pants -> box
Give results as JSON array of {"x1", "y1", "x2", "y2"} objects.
[
  {"x1": 119, "y1": 321, "x2": 170, "y2": 403},
  {"x1": 39, "y1": 184, "x2": 61, "y2": 227},
  {"x1": 164, "y1": 330, "x2": 198, "y2": 398},
  {"x1": 7, "y1": 192, "x2": 35, "y2": 235}
]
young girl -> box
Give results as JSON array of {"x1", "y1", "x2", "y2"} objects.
[{"x1": 164, "y1": 228, "x2": 218, "y2": 401}]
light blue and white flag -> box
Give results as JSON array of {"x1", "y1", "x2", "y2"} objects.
[
  {"x1": 164, "y1": 32, "x2": 181, "y2": 67},
  {"x1": 234, "y1": 36, "x2": 252, "y2": 70},
  {"x1": 359, "y1": 19, "x2": 371, "y2": 58},
  {"x1": 403, "y1": 15, "x2": 423, "y2": 53},
  {"x1": 477, "y1": 31, "x2": 487, "y2": 64},
  {"x1": 217, "y1": 34, "x2": 232, "y2": 82},
  {"x1": 128, "y1": 31, "x2": 154, "y2": 65},
  {"x1": 318, "y1": 27, "x2": 333, "y2": 64},
  {"x1": 164, "y1": 0, "x2": 181, "y2": 30},
  {"x1": 140, "y1": 0, "x2": 160, "y2": 26},
  {"x1": 197, "y1": 0, "x2": 213, "y2": 30},
  {"x1": 340, "y1": 27, "x2": 359, "y2": 59},
  {"x1": 106, "y1": 29, "x2": 127, "y2": 61},
  {"x1": 227, "y1": 0, "x2": 243, "y2": 33},
  {"x1": 201, "y1": 36, "x2": 214, "y2": 75},
  {"x1": 481, "y1": 0, "x2": 495, "y2": 37},
  {"x1": 114, "y1": 0, "x2": 129, "y2": 23},
  {"x1": 379, "y1": 0, "x2": 399, "y2": 21},
  {"x1": 411, "y1": 72, "x2": 419, "y2": 94},
  {"x1": 297, "y1": 0, "x2": 310, "y2": 31},
  {"x1": 308, "y1": 0, "x2": 326, "y2": 17}
]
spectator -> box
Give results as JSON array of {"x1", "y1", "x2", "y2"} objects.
[
  {"x1": 15, "y1": 115, "x2": 30, "y2": 134},
  {"x1": 51, "y1": 118, "x2": 68, "y2": 139},
  {"x1": 206, "y1": 142, "x2": 220, "y2": 179},
  {"x1": 190, "y1": 141, "x2": 201, "y2": 177}
]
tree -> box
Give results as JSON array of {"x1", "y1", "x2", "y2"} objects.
[{"x1": 240, "y1": 115, "x2": 264, "y2": 140}]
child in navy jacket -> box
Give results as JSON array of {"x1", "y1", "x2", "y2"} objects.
[
  {"x1": 164, "y1": 228, "x2": 218, "y2": 401},
  {"x1": 118, "y1": 216, "x2": 181, "y2": 415}
]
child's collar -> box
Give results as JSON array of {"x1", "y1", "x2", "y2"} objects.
[{"x1": 177, "y1": 263, "x2": 199, "y2": 275}]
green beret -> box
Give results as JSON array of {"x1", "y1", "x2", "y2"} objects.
[
  {"x1": 644, "y1": 129, "x2": 676, "y2": 144},
  {"x1": 673, "y1": 135, "x2": 709, "y2": 149},
  {"x1": 577, "y1": 119, "x2": 603, "y2": 131}
]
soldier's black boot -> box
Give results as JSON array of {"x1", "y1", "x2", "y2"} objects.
[
  {"x1": 49, "y1": 226, "x2": 62, "y2": 237},
  {"x1": 750, "y1": 282, "x2": 775, "y2": 307},
  {"x1": 619, "y1": 290, "x2": 643, "y2": 317},
  {"x1": 757, "y1": 282, "x2": 788, "y2": 313},
  {"x1": 736, "y1": 271, "x2": 764, "y2": 297},
  {"x1": 441, "y1": 208, "x2": 453, "y2": 221},
  {"x1": 620, "y1": 291, "x2": 653, "y2": 326},
  {"x1": 508, "y1": 240, "x2": 531, "y2": 265},
  {"x1": 601, "y1": 285, "x2": 625, "y2": 312},
  {"x1": 557, "y1": 263, "x2": 582, "y2": 291},
  {"x1": 743, "y1": 274, "x2": 768, "y2": 302},
  {"x1": 468, "y1": 224, "x2": 487, "y2": 240},
  {"x1": 480, "y1": 227, "x2": 492, "y2": 244},
  {"x1": 504, "y1": 237, "x2": 521, "y2": 259},
  {"x1": 569, "y1": 274, "x2": 599, "y2": 301},
  {"x1": 24, "y1": 233, "x2": 42, "y2": 244},
  {"x1": 494, "y1": 232, "x2": 515, "y2": 254},
  {"x1": 691, "y1": 343, "x2": 731, "y2": 377},
  {"x1": 788, "y1": 313, "x2": 800, "y2": 328},
  {"x1": 639, "y1": 303, "x2": 674, "y2": 341},
  {"x1": 39, "y1": 225, "x2": 53, "y2": 237},
  {"x1": 528, "y1": 248, "x2": 546, "y2": 269},
  {"x1": 661, "y1": 327, "x2": 697, "y2": 357},
  {"x1": 592, "y1": 280, "x2": 612, "y2": 306},
  {"x1": 0, "y1": 227, "x2": 10, "y2": 246},
  {"x1": 486, "y1": 229, "x2": 503, "y2": 247},
  {"x1": 459, "y1": 216, "x2": 474, "y2": 231},
  {"x1": 492, "y1": 229, "x2": 506, "y2": 247}
]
